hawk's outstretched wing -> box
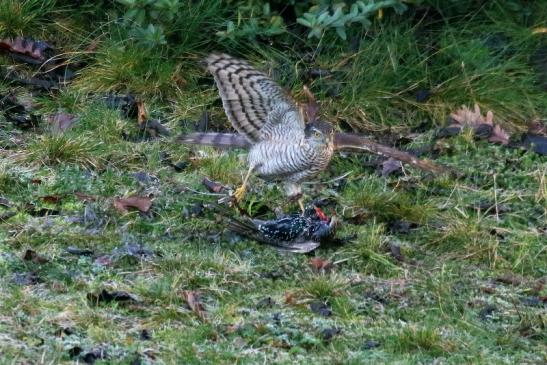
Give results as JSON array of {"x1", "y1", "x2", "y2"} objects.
[{"x1": 205, "y1": 53, "x2": 301, "y2": 143}]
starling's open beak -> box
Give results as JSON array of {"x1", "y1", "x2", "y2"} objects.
[{"x1": 314, "y1": 206, "x2": 328, "y2": 222}]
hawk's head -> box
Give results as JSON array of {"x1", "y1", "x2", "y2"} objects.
[{"x1": 305, "y1": 121, "x2": 334, "y2": 150}]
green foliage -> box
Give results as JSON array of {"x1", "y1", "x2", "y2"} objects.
[
  {"x1": 217, "y1": 0, "x2": 408, "y2": 43},
  {"x1": 216, "y1": 2, "x2": 286, "y2": 41},
  {"x1": 114, "y1": 0, "x2": 224, "y2": 51},
  {"x1": 297, "y1": 0, "x2": 407, "y2": 40}
]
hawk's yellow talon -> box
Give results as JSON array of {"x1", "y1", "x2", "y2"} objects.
[{"x1": 233, "y1": 185, "x2": 247, "y2": 202}]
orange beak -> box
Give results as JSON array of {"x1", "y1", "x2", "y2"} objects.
[{"x1": 314, "y1": 206, "x2": 328, "y2": 222}]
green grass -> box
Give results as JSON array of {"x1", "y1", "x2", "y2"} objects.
[{"x1": 0, "y1": 1, "x2": 546, "y2": 364}]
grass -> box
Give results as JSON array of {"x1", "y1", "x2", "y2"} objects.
[{"x1": 1, "y1": 1, "x2": 546, "y2": 364}]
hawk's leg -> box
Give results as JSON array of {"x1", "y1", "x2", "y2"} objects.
[
  {"x1": 297, "y1": 197, "x2": 305, "y2": 214},
  {"x1": 285, "y1": 182, "x2": 305, "y2": 214},
  {"x1": 233, "y1": 164, "x2": 255, "y2": 203}
]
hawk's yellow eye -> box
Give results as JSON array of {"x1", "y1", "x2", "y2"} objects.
[{"x1": 314, "y1": 131, "x2": 321, "y2": 138}]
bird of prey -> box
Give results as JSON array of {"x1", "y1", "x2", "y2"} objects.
[
  {"x1": 179, "y1": 54, "x2": 449, "y2": 208},
  {"x1": 210, "y1": 204, "x2": 337, "y2": 253},
  {"x1": 180, "y1": 53, "x2": 335, "y2": 211}
]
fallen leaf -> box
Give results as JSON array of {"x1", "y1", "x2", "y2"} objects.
[
  {"x1": 489, "y1": 124, "x2": 510, "y2": 145},
  {"x1": 132, "y1": 171, "x2": 158, "y2": 185},
  {"x1": 113, "y1": 196, "x2": 152, "y2": 214},
  {"x1": 140, "y1": 119, "x2": 170, "y2": 137},
  {"x1": 79, "y1": 346, "x2": 108, "y2": 363},
  {"x1": 415, "y1": 89, "x2": 431, "y2": 103},
  {"x1": 202, "y1": 177, "x2": 226, "y2": 193},
  {"x1": 0, "y1": 197, "x2": 10, "y2": 207},
  {"x1": 94, "y1": 255, "x2": 113, "y2": 266},
  {"x1": 0, "y1": 37, "x2": 53, "y2": 63},
  {"x1": 495, "y1": 274, "x2": 523, "y2": 286},
  {"x1": 102, "y1": 93, "x2": 138, "y2": 118},
  {"x1": 112, "y1": 243, "x2": 154, "y2": 260},
  {"x1": 66, "y1": 246, "x2": 94, "y2": 256},
  {"x1": 362, "y1": 339, "x2": 381, "y2": 350},
  {"x1": 136, "y1": 100, "x2": 147, "y2": 126},
  {"x1": 284, "y1": 291, "x2": 295, "y2": 305},
  {"x1": 41, "y1": 195, "x2": 62, "y2": 204},
  {"x1": 381, "y1": 158, "x2": 403, "y2": 177},
  {"x1": 22, "y1": 249, "x2": 49, "y2": 264},
  {"x1": 87, "y1": 289, "x2": 139, "y2": 305},
  {"x1": 309, "y1": 257, "x2": 332, "y2": 271},
  {"x1": 12, "y1": 272, "x2": 40, "y2": 285},
  {"x1": 74, "y1": 192, "x2": 98, "y2": 202},
  {"x1": 181, "y1": 291, "x2": 207, "y2": 320},
  {"x1": 321, "y1": 327, "x2": 341, "y2": 341},
  {"x1": 140, "y1": 329, "x2": 152, "y2": 340},
  {"x1": 389, "y1": 244, "x2": 404, "y2": 262},
  {"x1": 0, "y1": 211, "x2": 16, "y2": 222},
  {"x1": 47, "y1": 112, "x2": 78, "y2": 132},
  {"x1": 256, "y1": 297, "x2": 276, "y2": 309},
  {"x1": 449, "y1": 104, "x2": 511, "y2": 144},
  {"x1": 309, "y1": 301, "x2": 332, "y2": 317},
  {"x1": 520, "y1": 134, "x2": 547, "y2": 155},
  {"x1": 302, "y1": 85, "x2": 319, "y2": 123}
]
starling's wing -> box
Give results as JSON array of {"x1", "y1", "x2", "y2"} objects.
[{"x1": 205, "y1": 53, "x2": 299, "y2": 143}]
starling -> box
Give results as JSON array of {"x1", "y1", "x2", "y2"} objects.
[{"x1": 211, "y1": 205, "x2": 337, "y2": 253}]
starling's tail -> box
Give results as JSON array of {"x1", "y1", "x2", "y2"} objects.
[{"x1": 177, "y1": 132, "x2": 252, "y2": 148}]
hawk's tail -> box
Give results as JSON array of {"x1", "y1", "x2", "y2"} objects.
[{"x1": 177, "y1": 132, "x2": 252, "y2": 148}]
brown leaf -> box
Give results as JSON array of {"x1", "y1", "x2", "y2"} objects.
[
  {"x1": 389, "y1": 244, "x2": 404, "y2": 262},
  {"x1": 31, "y1": 178, "x2": 42, "y2": 184},
  {"x1": 113, "y1": 196, "x2": 152, "y2": 214},
  {"x1": 47, "y1": 112, "x2": 78, "y2": 132},
  {"x1": 450, "y1": 104, "x2": 511, "y2": 144},
  {"x1": 381, "y1": 158, "x2": 403, "y2": 177},
  {"x1": 202, "y1": 177, "x2": 226, "y2": 193},
  {"x1": 0, "y1": 37, "x2": 53, "y2": 62},
  {"x1": 284, "y1": 291, "x2": 295, "y2": 305},
  {"x1": 309, "y1": 257, "x2": 332, "y2": 271},
  {"x1": 181, "y1": 290, "x2": 207, "y2": 320},
  {"x1": 22, "y1": 249, "x2": 49, "y2": 264},
  {"x1": 137, "y1": 100, "x2": 147, "y2": 126},
  {"x1": 302, "y1": 85, "x2": 319, "y2": 123},
  {"x1": 74, "y1": 192, "x2": 98, "y2": 202},
  {"x1": 495, "y1": 274, "x2": 523, "y2": 286},
  {"x1": 41, "y1": 195, "x2": 62, "y2": 203},
  {"x1": 488, "y1": 124, "x2": 510, "y2": 145}
]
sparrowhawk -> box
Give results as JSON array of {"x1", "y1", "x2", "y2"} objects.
[{"x1": 181, "y1": 53, "x2": 335, "y2": 210}]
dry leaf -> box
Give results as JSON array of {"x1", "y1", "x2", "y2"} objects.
[
  {"x1": 137, "y1": 100, "x2": 147, "y2": 126},
  {"x1": 48, "y1": 112, "x2": 78, "y2": 132},
  {"x1": 302, "y1": 85, "x2": 319, "y2": 123},
  {"x1": 309, "y1": 257, "x2": 332, "y2": 271},
  {"x1": 0, "y1": 37, "x2": 53, "y2": 62},
  {"x1": 450, "y1": 104, "x2": 510, "y2": 144},
  {"x1": 113, "y1": 196, "x2": 152, "y2": 214},
  {"x1": 381, "y1": 158, "x2": 403, "y2": 177},
  {"x1": 284, "y1": 291, "x2": 295, "y2": 305},
  {"x1": 74, "y1": 192, "x2": 98, "y2": 202},
  {"x1": 181, "y1": 290, "x2": 207, "y2": 320},
  {"x1": 22, "y1": 249, "x2": 49, "y2": 264},
  {"x1": 202, "y1": 177, "x2": 225, "y2": 193},
  {"x1": 41, "y1": 195, "x2": 62, "y2": 203},
  {"x1": 489, "y1": 124, "x2": 510, "y2": 145}
]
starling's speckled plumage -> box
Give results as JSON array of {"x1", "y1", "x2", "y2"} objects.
[
  {"x1": 180, "y1": 53, "x2": 335, "y2": 200},
  {"x1": 212, "y1": 205, "x2": 336, "y2": 253}
]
